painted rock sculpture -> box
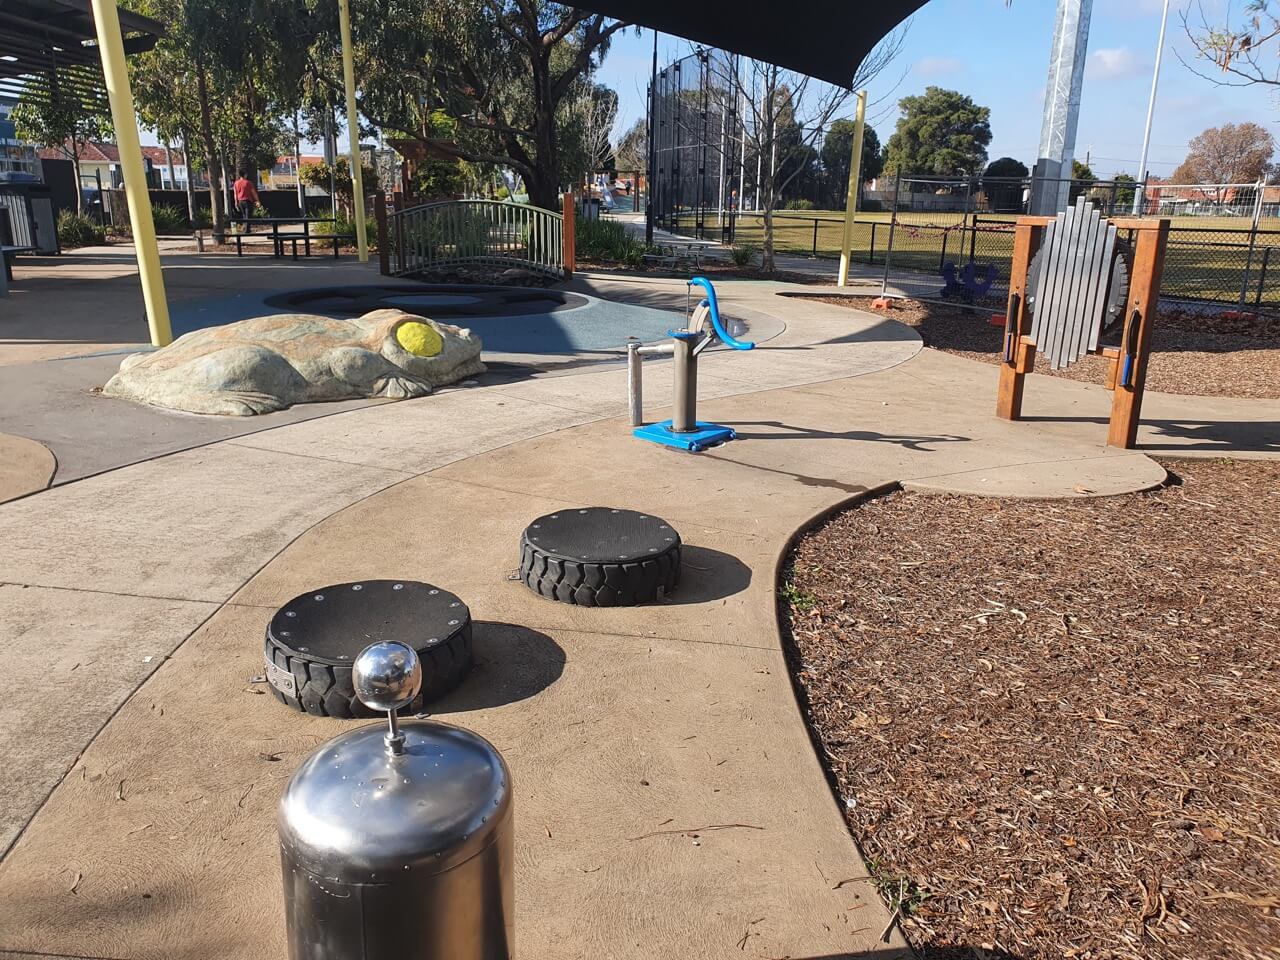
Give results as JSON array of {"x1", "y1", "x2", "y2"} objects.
[{"x1": 103, "y1": 309, "x2": 484, "y2": 415}]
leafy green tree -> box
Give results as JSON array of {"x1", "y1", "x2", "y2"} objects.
[
  {"x1": 1112, "y1": 173, "x2": 1137, "y2": 208},
  {"x1": 1070, "y1": 158, "x2": 1095, "y2": 203},
  {"x1": 884, "y1": 86, "x2": 991, "y2": 176},
  {"x1": 984, "y1": 157, "x2": 1028, "y2": 179},
  {"x1": 299, "y1": 156, "x2": 378, "y2": 216},
  {"x1": 346, "y1": 0, "x2": 629, "y2": 209},
  {"x1": 125, "y1": 0, "x2": 319, "y2": 240},
  {"x1": 981, "y1": 157, "x2": 1028, "y2": 212},
  {"x1": 820, "y1": 119, "x2": 882, "y2": 208},
  {"x1": 11, "y1": 93, "x2": 112, "y2": 212}
]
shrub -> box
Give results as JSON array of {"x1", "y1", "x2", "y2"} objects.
[
  {"x1": 730, "y1": 242, "x2": 757, "y2": 267},
  {"x1": 313, "y1": 215, "x2": 380, "y2": 251},
  {"x1": 57, "y1": 211, "x2": 106, "y2": 249},
  {"x1": 151, "y1": 203, "x2": 188, "y2": 234},
  {"x1": 576, "y1": 218, "x2": 646, "y2": 267},
  {"x1": 785, "y1": 198, "x2": 816, "y2": 210}
]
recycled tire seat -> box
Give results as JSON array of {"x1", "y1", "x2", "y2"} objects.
[
  {"x1": 519, "y1": 507, "x2": 681, "y2": 606},
  {"x1": 264, "y1": 580, "x2": 472, "y2": 718}
]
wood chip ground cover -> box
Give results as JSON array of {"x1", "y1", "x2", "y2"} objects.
[
  {"x1": 799, "y1": 295, "x2": 1280, "y2": 400},
  {"x1": 781, "y1": 459, "x2": 1280, "y2": 959}
]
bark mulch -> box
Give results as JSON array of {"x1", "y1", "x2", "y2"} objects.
[
  {"x1": 781, "y1": 458, "x2": 1280, "y2": 959},
  {"x1": 798, "y1": 295, "x2": 1280, "y2": 400}
]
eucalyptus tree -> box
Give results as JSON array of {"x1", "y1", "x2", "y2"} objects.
[{"x1": 345, "y1": 0, "x2": 630, "y2": 209}]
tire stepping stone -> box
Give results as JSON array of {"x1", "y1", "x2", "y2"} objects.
[
  {"x1": 519, "y1": 508, "x2": 681, "y2": 606},
  {"x1": 264, "y1": 580, "x2": 472, "y2": 718}
]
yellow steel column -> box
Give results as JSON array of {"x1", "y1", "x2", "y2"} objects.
[
  {"x1": 837, "y1": 89, "x2": 868, "y2": 288},
  {"x1": 338, "y1": 0, "x2": 368, "y2": 262},
  {"x1": 90, "y1": 0, "x2": 172, "y2": 346}
]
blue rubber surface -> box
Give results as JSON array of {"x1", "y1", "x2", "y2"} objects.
[{"x1": 169, "y1": 284, "x2": 683, "y2": 355}]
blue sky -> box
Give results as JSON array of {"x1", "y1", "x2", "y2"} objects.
[{"x1": 595, "y1": 0, "x2": 1278, "y2": 180}]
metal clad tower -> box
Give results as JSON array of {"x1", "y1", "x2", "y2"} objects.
[{"x1": 1030, "y1": 0, "x2": 1093, "y2": 215}]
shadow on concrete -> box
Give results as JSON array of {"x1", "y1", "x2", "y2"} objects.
[
  {"x1": 664, "y1": 545, "x2": 752, "y2": 604},
  {"x1": 429, "y1": 622, "x2": 565, "y2": 714},
  {"x1": 728, "y1": 420, "x2": 971, "y2": 452},
  {"x1": 1021, "y1": 416, "x2": 1280, "y2": 454}
]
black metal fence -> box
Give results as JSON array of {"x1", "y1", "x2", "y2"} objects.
[
  {"x1": 650, "y1": 49, "x2": 742, "y2": 239},
  {"x1": 704, "y1": 172, "x2": 1278, "y2": 307}
]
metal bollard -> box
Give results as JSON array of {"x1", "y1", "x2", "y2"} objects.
[
  {"x1": 627, "y1": 339, "x2": 642, "y2": 427},
  {"x1": 278, "y1": 641, "x2": 514, "y2": 960},
  {"x1": 669, "y1": 331, "x2": 700, "y2": 433}
]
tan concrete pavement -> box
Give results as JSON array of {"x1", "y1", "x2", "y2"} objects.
[
  {"x1": 0, "y1": 279, "x2": 1275, "y2": 959},
  {"x1": 0, "y1": 433, "x2": 54, "y2": 503}
]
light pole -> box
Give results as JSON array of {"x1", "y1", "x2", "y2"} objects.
[{"x1": 1132, "y1": 0, "x2": 1171, "y2": 215}]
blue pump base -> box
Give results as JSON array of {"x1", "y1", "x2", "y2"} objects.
[{"x1": 634, "y1": 420, "x2": 737, "y2": 452}]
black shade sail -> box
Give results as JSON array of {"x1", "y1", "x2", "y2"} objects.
[
  {"x1": 578, "y1": 0, "x2": 929, "y2": 87},
  {"x1": 0, "y1": 0, "x2": 165, "y2": 104}
]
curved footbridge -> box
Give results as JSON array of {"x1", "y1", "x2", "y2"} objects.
[{"x1": 1, "y1": 274, "x2": 1271, "y2": 960}]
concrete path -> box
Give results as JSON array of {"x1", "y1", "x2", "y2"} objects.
[
  {"x1": 0, "y1": 279, "x2": 1274, "y2": 960},
  {"x1": 0, "y1": 433, "x2": 54, "y2": 504}
]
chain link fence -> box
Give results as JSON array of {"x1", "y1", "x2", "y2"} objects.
[{"x1": 715, "y1": 173, "x2": 1278, "y2": 308}]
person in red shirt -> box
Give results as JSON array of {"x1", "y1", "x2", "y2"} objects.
[{"x1": 233, "y1": 172, "x2": 260, "y2": 232}]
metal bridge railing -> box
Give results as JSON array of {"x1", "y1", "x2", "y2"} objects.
[{"x1": 385, "y1": 199, "x2": 565, "y2": 278}]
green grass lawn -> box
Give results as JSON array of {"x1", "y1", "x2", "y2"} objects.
[{"x1": 676, "y1": 209, "x2": 1280, "y2": 305}]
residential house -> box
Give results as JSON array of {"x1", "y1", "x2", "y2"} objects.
[{"x1": 37, "y1": 141, "x2": 202, "y2": 190}]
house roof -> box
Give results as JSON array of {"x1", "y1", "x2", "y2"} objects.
[{"x1": 37, "y1": 141, "x2": 185, "y2": 165}]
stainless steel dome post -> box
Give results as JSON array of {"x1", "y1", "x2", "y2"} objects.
[{"x1": 278, "y1": 640, "x2": 515, "y2": 960}]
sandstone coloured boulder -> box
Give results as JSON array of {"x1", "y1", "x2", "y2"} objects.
[{"x1": 103, "y1": 309, "x2": 484, "y2": 415}]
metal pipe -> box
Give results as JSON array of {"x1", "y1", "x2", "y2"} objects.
[
  {"x1": 89, "y1": 0, "x2": 172, "y2": 347},
  {"x1": 1132, "y1": 0, "x2": 1171, "y2": 215},
  {"x1": 879, "y1": 171, "x2": 902, "y2": 299},
  {"x1": 338, "y1": 0, "x2": 368, "y2": 261},
  {"x1": 627, "y1": 341, "x2": 643, "y2": 426},
  {"x1": 838, "y1": 89, "x2": 868, "y2": 287},
  {"x1": 671, "y1": 336, "x2": 698, "y2": 432}
]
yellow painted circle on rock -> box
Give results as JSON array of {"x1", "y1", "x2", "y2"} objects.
[{"x1": 396, "y1": 321, "x2": 444, "y2": 357}]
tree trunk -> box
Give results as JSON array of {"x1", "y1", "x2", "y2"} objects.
[
  {"x1": 194, "y1": 61, "x2": 226, "y2": 243},
  {"x1": 526, "y1": 172, "x2": 558, "y2": 211},
  {"x1": 71, "y1": 155, "x2": 83, "y2": 215},
  {"x1": 180, "y1": 130, "x2": 197, "y2": 223}
]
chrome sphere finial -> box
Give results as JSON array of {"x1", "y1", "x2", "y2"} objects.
[{"x1": 353, "y1": 641, "x2": 422, "y2": 714}]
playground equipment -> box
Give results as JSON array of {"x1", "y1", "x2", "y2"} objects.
[
  {"x1": 278, "y1": 640, "x2": 514, "y2": 960},
  {"x1": 996, "y1": 198, "x2": 1170, "y2": 449},
  {"x1": 264, "y1": 580, "x2": 473, "y2": 717},
  {"x1": 629, "y1": 276, "x2": 754, "y2": 453},
  {"x1": 940, "y1": 261, "x2": 998, "y2": 303},
  {"x1": 519, "y1": 507, "x2": 682, "y2": 606}
]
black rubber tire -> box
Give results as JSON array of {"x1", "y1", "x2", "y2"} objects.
[
  {"x1": 263, "y1": 620, "x2": 473, "y2": 719},
  {"x1": 519, "y1": 539, "x2": 681, "y2": 607}
]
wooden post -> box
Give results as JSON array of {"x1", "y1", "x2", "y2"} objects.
[
  {"x1": 1107, "y1": 219, "x2": 1169, "y2": 449},
  {"x1": 995, "y1": 221, "x2": 1043, "y2": 420},
  {"x1": 562, "y1": 191, "x2": 576, "y2": 277},
  {"x1": 374, "y1": 189, "x2": 389, "y2": 276}
]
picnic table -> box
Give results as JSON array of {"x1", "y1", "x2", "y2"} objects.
[
  {"x1": 232, "y1": 217, "x2": 352, "y2": 260},
  {"x1": 1, "y1": 243, "x2": 34, "y2": 298}
]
